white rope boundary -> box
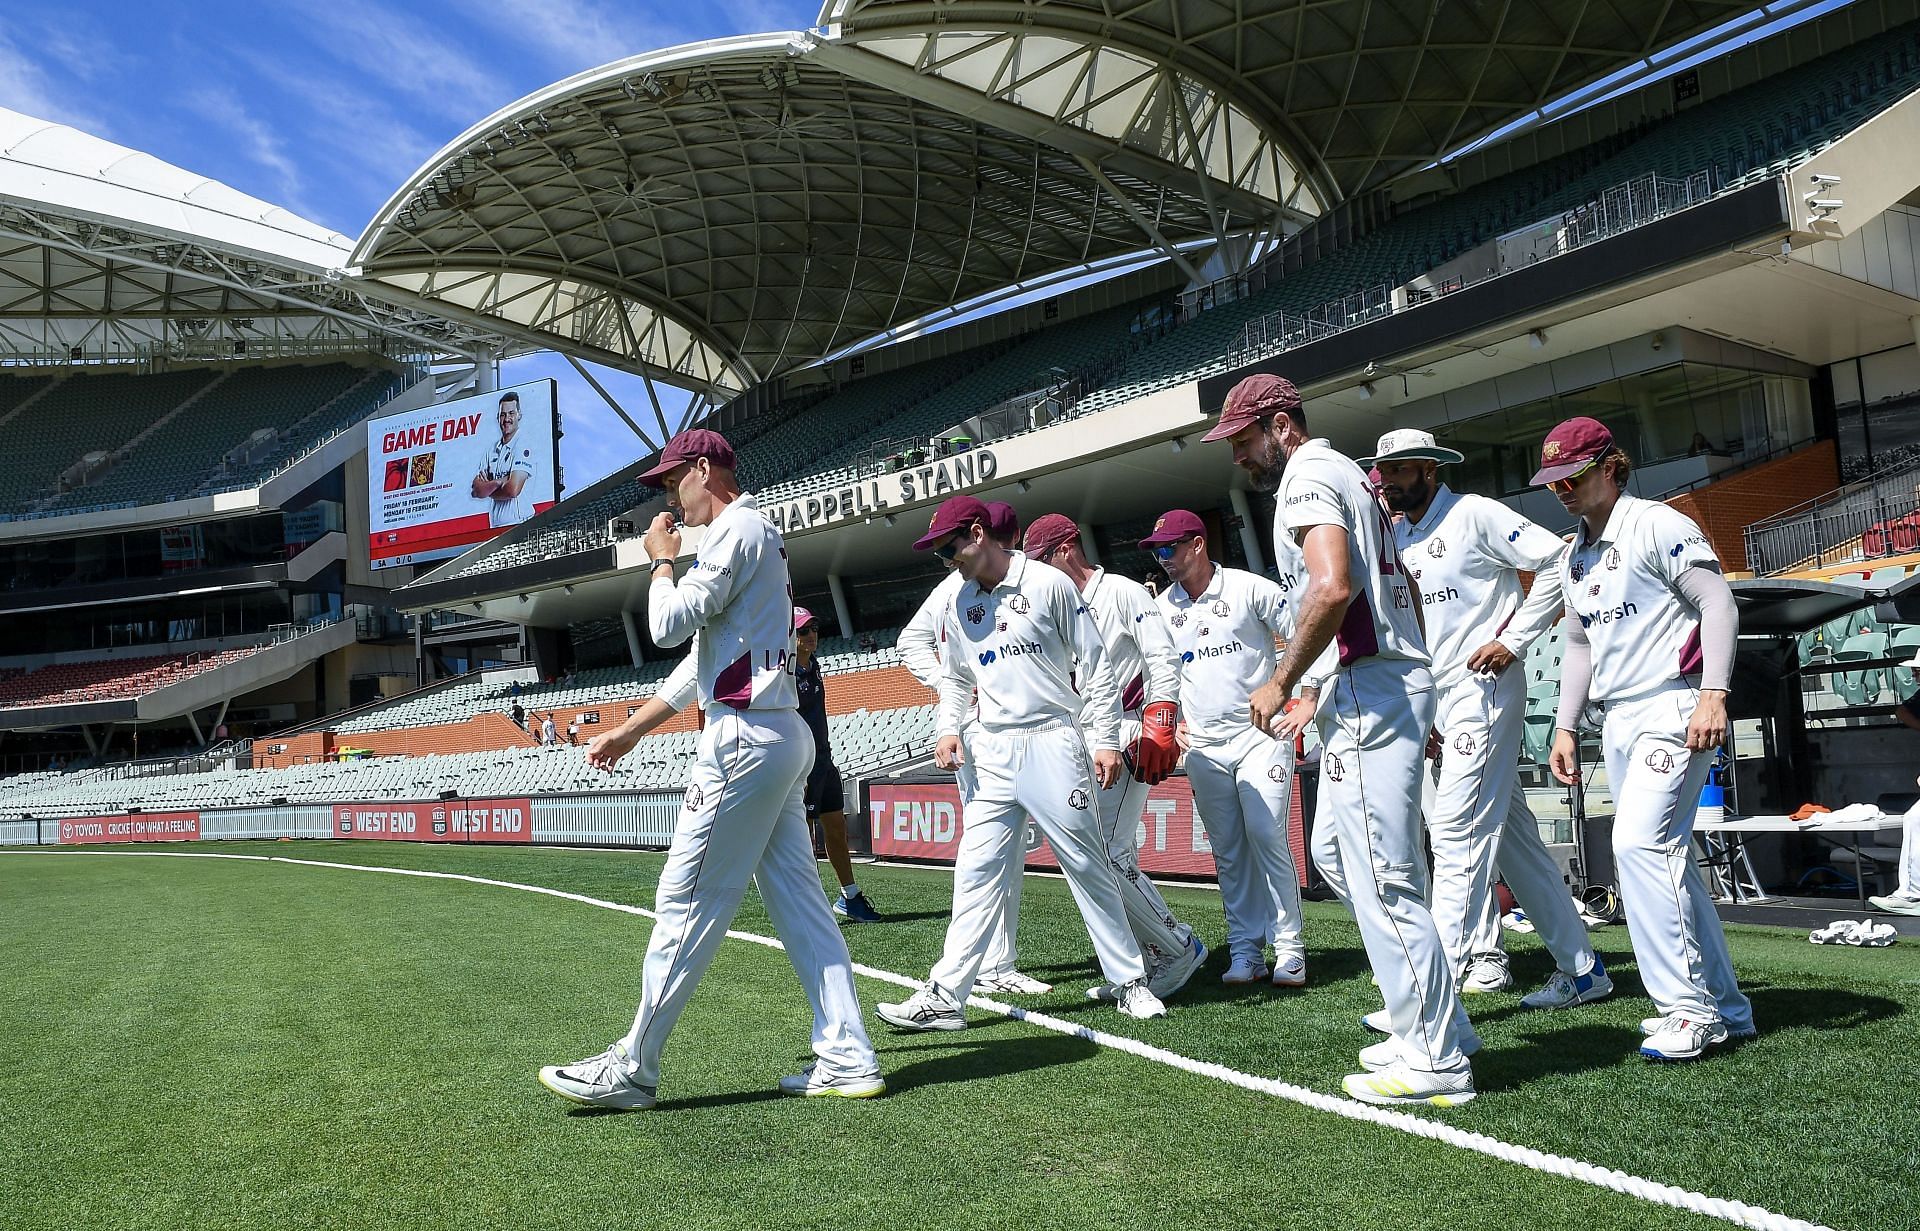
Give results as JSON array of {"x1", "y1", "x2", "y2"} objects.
[{"x1": 5, "y1": 848, "x2": 1839, "y2": 1231}]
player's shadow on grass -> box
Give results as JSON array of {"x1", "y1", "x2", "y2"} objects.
[
  {"x1": 871, "y1": 1029, "x2": 1099, "y2": 1093},
  {"x1": 1472, "y1": 1023, "x2": 1648, "y2": 1091},
  {"x1": 1742, "y1": 983, "x2": 1902, "y2": 1034}
]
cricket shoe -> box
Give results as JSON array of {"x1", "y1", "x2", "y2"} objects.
[
  {"x1": 832, "y1": 891, "x2": 883, "y2": 923},
  {"x1": 1357, "y1": 1034, "x2": 1480, "y2": 1072},
  {"x1": 1116, "y1": 979, "x2": 1168, "y2": 1021},
  {"x1": 1867, "y1": 893, "x2": 1920, "y2": 917},
  {"x1": 976, "y1": 970, "x2": 1053, "y2": 995},
  {"x1": 1520, "y1": 958, "x2": 1614, "y2": 1010},
  {"x1": 1641, "y1": 1015, "x2": 1756, "y2": 1040},
  {"x1": 1148, "y1": 938, "x2": 1207, "y2": 1000},
  {"x1": 779, "y1": 1065, "x2": 886, "y2": 1099},
  {"x1": 876, "y1": 986, "x2": 966, "y2": 1032},
  {"x1": 1461, "y1": 956, "x2": 1513, "y2": 994},
  {"x1": 1361, "y1": 1010, "x2": 1481, "y2": 1054},
  {"x1": 537, "y1": 1042, "x2": 657, "y2": 1110},
  {"x1": 1342, "y1": 1063, "x2": 1476, "y2": 1108},
  {"x1": 1220, "y1": 955, "x2": 1271, "y2": 985},
  {"x1": 1270, "y1": 954, "x2": 1308, "y2": 988},
  {"x1": 1639, "y1": 1015, "x2": 1731, "y2": 1060}
]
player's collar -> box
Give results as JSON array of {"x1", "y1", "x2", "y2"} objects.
[
  {"x1": 1579, "y1": 492, "x2": 1640, "y2": 550},
  {"x1": 1079, "y1": 566, "x2": 1108, "y2": 601},
  {"x1": 1410, "y1": 484, "x2": 1455, "y2": 533}
]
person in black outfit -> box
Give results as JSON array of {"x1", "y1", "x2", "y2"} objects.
[{"x1": 795, "y1": 606, "x2": 882, "y2": 922}]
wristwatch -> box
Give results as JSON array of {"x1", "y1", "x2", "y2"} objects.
[{"x1": 650, "y1": 557, "x2": 675, "y2": 571}]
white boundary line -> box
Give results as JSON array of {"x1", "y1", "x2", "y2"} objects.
[{"x1": 4, "y1": 849, "x2": 1839, "y2": 1231}]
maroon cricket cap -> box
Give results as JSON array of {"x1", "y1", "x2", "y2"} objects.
[
  {"x1": 638, "y1": 428, "x2": 736, "y2": 487},
  {"x1": 1530, "y1": 416, "x2": 1614, "y2": 486},
  {"x1": 1022, "y1": 513, "x2": 1080, "y2": 560},
  {"x1": 793, "y1": 606, "x2": 819, "y2": 632},
  {"x1": 1139, "y1": 509, "x2": 1205, "y2": 548},
  {"x1": 1201, "y1": 373, "x2": 1302, "y2": 443},
  {"x1": 985, "y1": 500, "x2": 1020, "y2": 544},
  {"x1": 912, "y1": 494, "x2": 992, "y2": 551}
]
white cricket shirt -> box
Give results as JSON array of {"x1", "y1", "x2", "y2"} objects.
[
  {"x1": 936, "y1": 551, "x2": 1123, "y2": 750},
  {"x1": 1276, "y1": 439, "x2": 1428, "y2": 672},
  {"x1": 1158, "y1": 564, "x2": 1288, "y2": 749},
  {"x1": 1079, "y1": 566, "x2": 1180, "y2": 717},
  {"x1": 485, "y1": 433, "x2": 537, "y2": 527},
  {"x1": 900, "y1": 570, "x2": 965, "y2": 690},
  {"x1": 648, "y1": 493, "x2": 797, "y2": 712},
  {"x1": 1393, "y1": 485, "x2": 1568, "y2": 691},
  {"x1": 1558, "y1": 493, "x2": 1717, "y2": 702}
]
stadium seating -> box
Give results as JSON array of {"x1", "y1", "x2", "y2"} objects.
[
  {"x1": 0, "y1": 646, "x2": 267, "y2": 710},
  {"x1": 0, "y1": 369, "x2": 216, "y2": 512},
  {"x1": 202, "y1": 366, "x2": 408, "y2": 493}
]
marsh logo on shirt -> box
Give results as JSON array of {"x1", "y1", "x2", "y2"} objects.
[
  {"x1": 978, "y1": 649, "x2": 998, "y2": 666},
  {"x1": 1645, "y1": 749, "x2": 1675, "y2": 774},
  {"x1": 1210, "y1": 599, "x2": 1231, "y2": 618},
  {"x1": 1170, "y1": 612, "x2": 1188, "y2": 628},
  {"x1": 1068, "y1": 787, "x2": 1090, "y2": 811},
  {"x1": 1324, "y1": 753, "x2": 1346, "y2": 782},
  {"x1": 1180, "y1": 651, "x2": 1195, "y2": 663},
  {"x1": 1009, "y1": 594, "x2": 1031, "y2": 615},
  {"x1": 1453, "y1": 732, "x2": 1476, "y2": 756},
  {"x1": 1508, "y1": 526, "x2": 1525, "y2": 542},
  {"x1": 684, "y1": 783, "x2": 705, "y2": 810},
  {"x1": 967, "y1": 603, "x2": 986, "y2": 625}
]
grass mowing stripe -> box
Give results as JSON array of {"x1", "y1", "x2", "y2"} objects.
[{"x1": 5, "y1": 849, "x2": 1838, "y2": 1231}]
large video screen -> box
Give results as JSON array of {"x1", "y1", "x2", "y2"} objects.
[{"x1": 366, "y1": 379, "x2": 560, "y2": 571}]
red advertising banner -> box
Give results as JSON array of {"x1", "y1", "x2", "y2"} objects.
[
  {"x1": 331, "y1": 798, "x2": 533, "y2": 843},
  {"x1": 57, "y1": 812, "x2": 201, "y2": 845},
  {"x1": 868, "y1": 777, "x2": 1304, "y2": 879}
]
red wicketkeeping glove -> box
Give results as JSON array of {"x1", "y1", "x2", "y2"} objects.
[{"x1": 1132, "y1": 701, "x2": 1180, "y2": 785}]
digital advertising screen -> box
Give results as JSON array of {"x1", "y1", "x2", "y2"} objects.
[{"x1": 365, "y1": 379, "x2": 559, "y2": 570}]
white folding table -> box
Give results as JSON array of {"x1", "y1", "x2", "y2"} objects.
[{"x1": 1691, "y1": 814, "x2": 1904, "y2": 904}]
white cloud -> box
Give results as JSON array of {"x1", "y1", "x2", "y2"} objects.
[
  {"x1": 0, "y1": 26, "x2": 110, "y2": 134},
  {"x1": 286, "y1": 0, "x2": 516, "y2": 124},
  {"x1": 184, "y1": 86, "x2": 313, "y2": 217}
]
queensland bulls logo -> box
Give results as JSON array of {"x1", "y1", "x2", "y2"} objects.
[
  {"x1": 1069, "y1": 787, "x2": 1091, "y2": 810},
  {"x1": 1452, "y1": 732, "x2": 1475, "y2": 756},
  {"x1": 1645, "y1": 749, "x2": 1675, "y2": 774},
  {"x1": 1324, "y1": 753, "x2": 1346, "y2": 782},
  {"x1": 1009, "y1": 594, "x2": 1031, "y2": 615},
  {"x1": 1211, "y1": 599, "x2": 1231, "y2": 618},
  {"x1": 1571, "y1": 558, "x2": 1587, "y2": 582},
  {"x1": 684, "y1": 783, "x2": 706, "y2": 810},
  {"x1": 967, "y1": 603, "x2": 986, "y2": 625},
  {"x1": 1171, "y1": 612, "x2": 1188, "y2": 628}
]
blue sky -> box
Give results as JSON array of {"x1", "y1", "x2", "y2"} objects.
[
  {"x1": 0, "y1": 0, "x2": 822, "y2": 493},
  {"x1": 0, "y1": 0, "x2": 1852, "y2": 492}
]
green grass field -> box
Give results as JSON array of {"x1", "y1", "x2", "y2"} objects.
[{"x1": 2, "y1": 842, "x2": 1914, "y2": 1231}]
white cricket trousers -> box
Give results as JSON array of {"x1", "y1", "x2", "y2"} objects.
[
  {"x1": 1311, "y1": 664, "x2": 1474, "y2": 1072},
  {"x1": 1185, "y1": 726, "x2": 1305, "y2": 965},
  {"x1": 1092, "y1": 721, "x2": 1195, "y2": 964},
  {"x1": 1895, "y1": 798, "x2": 1920, "y2": 899},
  {"x1": 929, "y1": 723, "x2": 1149, "y2": 1002},
  {"x1": 1429, "y1": 671, "x2": 1596, "y2": 979},
  {"x1": 618, "y1": 708, "x2": 878, "y2": 1086},
  {"x1": 956, "y1": 726, "x2": 1025, "y2": 979},
  {"x1": 1599, "y1": 682, "x2": 1752, "y2": 1030}
]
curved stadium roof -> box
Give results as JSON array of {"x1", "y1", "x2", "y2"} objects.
[{"x1": 355, "y1": 0, "x2": 1802, "y2": 397}]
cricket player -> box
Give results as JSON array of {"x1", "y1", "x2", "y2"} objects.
[
  {"x1": 897, "y1": 501, "x2": 1051, "y2": 994},
  {"x1": 1022, "y1": 513, "x2": 1207, "y2": 1002},
  {"x1": 538, "y1": 429, "x2": 882, "y2": 1108},
  {"x1": 877, "y1": 495, "x2": 1168, "y2": 1029},
  {"x1": 793, "y1": 605, "x2": 882, "y2": 923},
  {"x1": 1148, "y1": 509, "x2": 1323, "y2": 987},
  {"x1": 1368, "y1": 428, "x2": 1613, "y2": 1011},
  {"x1": 1537, "y1": 416, "x2": 1754, "y2": 1061},
  {"x1": 471, "y1": 390, "x2": 537, "y2": 527},
  {"x1": 1210, "y1": 373, "x2": 1477, "y2": 1107}
]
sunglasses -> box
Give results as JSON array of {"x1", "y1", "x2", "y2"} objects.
[
  {"x1": 934, "y1": 525, "x2": 978, "y2": 562},
  {"x1": 1151, "y1": 536, "x2": 1196, "y2": 561},
  {"x1": 1545, "y1": 457, "x2": 1600, "y2": 496}
]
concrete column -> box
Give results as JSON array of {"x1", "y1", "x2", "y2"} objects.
[
  {"x1": 1230, "y1": 487, "x2": 1267, "y2": 574},
  {"x1": 474, "y1": 355, "x2": 498, "y2": 394},
  {"x1": 621, "y1": 609, "x2": 646, "y2": 667},
  {"x1": 826, "y1": 573, "x2": 855, "y2": 638},
  {"x1": 1078, "y1": 525, "x2": 1101, "y2": 566}
]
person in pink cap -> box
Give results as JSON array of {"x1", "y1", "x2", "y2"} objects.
[
  {"x1": 1024, "y1": 511, "x2": 1206, "y2": 1004},
  {"x1": 793, "y1": 605, "x2": 883, "y2": 923},
  {"x1": 876, "y1": 495, "x2": 1168, "y2": 1030},
  {"x1": 539, "y1": 428, "x2": 882, "y2": 1108},
  {"x1": 1206, "y1": 372, "x2": 1478, "y2": 1107},
  {"x1": 897, "y1": 501, "x2": 1051, "y2": 993},
  {"x1": 1536, "y1": 416, "x2": 1753, "y2": 1060}
]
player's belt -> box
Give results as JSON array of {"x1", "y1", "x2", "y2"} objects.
[{"x1": 1593, "y1": 674, "x2": 1702, "y2": 712}]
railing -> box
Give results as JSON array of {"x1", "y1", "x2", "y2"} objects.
[
  {"x1": 1745, "y1": 458, "x2": 1920, "y2": 575},
  {"x1": 1226, "y1": 283, "x2": 1394, "y2": 368}
]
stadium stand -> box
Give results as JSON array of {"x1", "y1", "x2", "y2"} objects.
[
  {"x1": 0, "y1": 647, "x2": 269, "y2": 710},
  {"x1": 199, "y1": 365, "x2": 409, "y2": 494},
  {"x1": 0, "y1": 369, "x2": 215, "y2": 512}
]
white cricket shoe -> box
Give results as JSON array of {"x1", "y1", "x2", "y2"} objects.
[
  {"x1": 1641, "y1": 1014, "x2": 1755, "y2": 1040},
  {"x1": 1362, "y1": 1008, "x2": 1391, "y2": 1035},
  {"x1": 1461, "y1": 956, "x2": 1513, "y2": 994},
  {"x1": 1342, "y1": 1063, "x2": 1476, "y2": 1107},
  {"x1": 778, "y1": 1065, "x2": 886, "y2": 1099},
  {"x1": 1868, "y1": 893, "x2": 1920, "y2": 916},
  {"x1": 1270, "y1": 954, "x2": 1308, "y2": 988},
  {"x1": 1358, "y1": 1034, "x2": 1480, "y2": 1071},
  {"x1": 876, "y1": 986, "x2": 966, "y2": 1032},
  {"x1": 1116, "y1": 979, "x2": 1168, "y2": 1021},
  {"x1": 976, "y1": 970, "x2": 1054, "y2": 995},
  {"x1": 1520, "y1": 958, "x2": 1614, "y2": 1010},
  {"x1": 1148, "y1": 937, "x2": 1207, "y2": 1000},
  {"x1": 537, "y1": 1042, "x2": 657, "y2": 1110},
  {"x1": 1639, "y1": 1014, "x2": 1730, "y2": 1060},
  {"x1": 1220, "y1": 955, "x2": 1271, "y2": 985}
]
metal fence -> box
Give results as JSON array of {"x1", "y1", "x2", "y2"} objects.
[
  {"x1": 1744, "y1": 460, "x2": 1920, "y2": 575},
  {"x1": 1227, "y1": 283, "x2": 1394, "y2": 368}
]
